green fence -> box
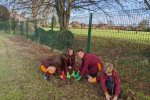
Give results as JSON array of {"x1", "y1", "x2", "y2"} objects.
[
  {"x1": 0, "y1": 9, "x2": 150, "y2": 98},
  {"x1": 13, "y1": 20, "x2": 38, "y2": 42},
  {"x1": 0, "y1": 21, "x2": 10, "y2": 34}
]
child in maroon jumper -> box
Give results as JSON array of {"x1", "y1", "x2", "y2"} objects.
[
  {"x1": 101, "y1": 62, "x2": 122, "y2": 100},
  {"x1": 41, "y1": 53, "x2": 69, "y2": 82},
  {"x1": 65, "y1": 47, "x2": 76, "y2": 78},
  {"x1": 75, "y1": 49, "x2": 103, "y2": 83}
]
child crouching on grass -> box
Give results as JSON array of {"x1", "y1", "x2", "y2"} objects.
[
  {"x1": 65, "y1": 47, "x2": 76, "y2": 78},
  {"x1": 41, "y1": 53, "x2": 69, "y2": 82},
  {"x1": 101, "y1": 62, "x2": 122, "y2": 100},
  {"x1": 74, "y1": 49, "x2": 102, "y2": 82}
]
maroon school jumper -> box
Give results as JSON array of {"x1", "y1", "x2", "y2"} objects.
[
  {"x1": 79, "y1": 53, "x2": 103, "y2": 77},
  {"x1": 41, "y1": 56, "x2": 61, "y2": 75},
  {"x1": 65, "y1": 56, "x2": 75, "y2": 72},
  {"x1": 101, "y1": 69, "x2": 121, "y2": 96}
]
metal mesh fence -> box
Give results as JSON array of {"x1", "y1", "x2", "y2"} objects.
[
  {"x1": 13, "y1": 21, "x2": 37, "y2": 42},
  {"x1": 0, "y1": 21, "x2": 10, "y2": 34},
  {"x1": 90, "y1": 9, "x2": 150, "y2": 97}
]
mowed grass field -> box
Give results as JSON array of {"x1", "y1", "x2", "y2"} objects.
[{"x1": 43, "y1": 28, "x2": 150, "y2": 45}]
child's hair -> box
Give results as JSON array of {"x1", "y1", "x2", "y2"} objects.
[
  {"x1": 77, "y1": 49, "x2": 84, "y2": 53},
  {"x1": 67, "y1": 47, "x2": 75, "y2": 58},
  {"x1": 60, "y1": 53, "x2": 69, "y2": 71},
  {"x1": 46, "y1": 53, "x2": 69, "y2": 71},
  {"x1": 103, "y1": 62, "x2": 113, "y2": 74}
]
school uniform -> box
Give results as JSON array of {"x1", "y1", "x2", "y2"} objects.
[
  {"x1": 79, "y1": 53, "x2": 103, "y2": 82},
  {"x1": 101, "y1": 69, "x2": 122, "y2": 98},
  {"x1": 65, "y1": 56, "x2": 75, "y2": 72},
  {"x1": 41, "y1": 55, "x2": 61, "y2": 76}
]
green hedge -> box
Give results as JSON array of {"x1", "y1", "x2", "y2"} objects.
[{"x1": 37, "y1": 28, "x2": 74, "y2": 50}]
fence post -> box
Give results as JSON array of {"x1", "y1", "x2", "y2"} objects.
[
  {"x1": 9, "y1": 21, "x2": 10, "y2": 34},
  {"x1": 21, "y1": 22, "x2": 22, "y2": 35},
  {"x1": 26, "y1": 21, "x2": 28, "y2": 38},
  {"x1": 22, "y1": 22, "x2": 24, "y2": 35},
  {"x1": 87, "y1": 13, "x2": 92, "y2": 54},
  {"x1": 5, "y1": 21, "x2": 6, "y2": 33},
  {"x1": 51, "y1": 17, "x2": 54, "y2": 52},
  {"x1": 35, "y1": 20, "x2": 37, "y2": 43},
  {"x1": 13, "y1": 21, "x2": 15, "y2": 34}
]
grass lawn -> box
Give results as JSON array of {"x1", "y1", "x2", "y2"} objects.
[
  {"x1": 0, "y1": 32, "x2": 150, "y2": 100},
  {"x1": 43, "y1": 28, "x2": 150, "y2": 45},
  {"x1": 73, "y1": 35, "x2": 150, "y2": 100}
]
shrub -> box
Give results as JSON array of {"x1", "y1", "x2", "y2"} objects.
[
  {"x1": 0, "y1": 21, "x2": 5, "y2": 30},
  {"x1": 0, "y1": 5, "x2": 10, "y2": 21},
  {"x1": 37, "y1": 28, "x2": 51, "y2": 46},
  {"x1": 36, "y1": 29, "x2": 74, "y2": 50},
  {"x1": 37, "y1": 28, "x2": 46, "y2": 37},
  {"x1": 53, "y1": 30, "x2": 74, "y2": 50}
]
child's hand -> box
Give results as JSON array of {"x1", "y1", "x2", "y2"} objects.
[
  {"x1": 75, "y1": 76, "x2": 81, "y2": 81},
  {"x1": 60, "y1": 75, "x2": 66, "y2": 81},
  {"x1": 74, "y1": 72, "x2": 80, "y2": 79},
  {"x1": 106, "y1": 94, "x2": 111, "y2": 100},
  {"x1": 67, "y1": 73, "x2": 71, "y2": 78},
  {"x1": 112, "y1": 96, "x2": 117, "y2": 100},
  {"x1": 62, "y1": 73, "x2": 66, "y2": 78},
  {"x1": 60, "y1": 75, "x2": 63, "y2": 78},
  {"x1": 71, "y1": 72, "x2": 75, "y2": 77}
]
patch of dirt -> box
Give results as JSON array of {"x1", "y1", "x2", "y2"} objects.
[
  {"x1": 8, "y1": 35, "x2": 58, "y2": 62},
  {"x1": 74, "y1": 36, "x2": 87, "y2": 41},
  {"x1": 2, "y1": 40, "x2": 11, "y2": 58}
]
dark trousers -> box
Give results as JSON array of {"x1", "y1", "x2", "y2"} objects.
[
  {"x1": 88, "y1": 66, "x2": 98, "y2": 78},
  {"x1": 90, "y1": 73, "x2": 97, "y2": 78},
  {"x1": 106, "y1": 81, "x2": 122, "y2": 98},
  {"x1": 67, "y1": 61, "x2": 73, "y2": 66},
  {"x1": 65, "y1": 61, "x2": 73, "y2": 73}
]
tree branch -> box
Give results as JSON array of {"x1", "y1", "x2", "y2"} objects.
[{"x1": 144, "y1": 0, "x2": 150, "y2": 9}]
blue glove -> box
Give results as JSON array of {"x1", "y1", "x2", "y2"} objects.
[
  {"x1": 74, "y1": 72, "x2": 80, "y2": 79},
  {"x1": 75, "y1": 76, "x2": 82, "y2": 81}
]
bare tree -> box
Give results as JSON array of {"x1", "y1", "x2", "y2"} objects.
[
  {"x1": 108, "y1": 20, "x2": 115, "y2": 29},
  {"x1": 138, "y1": 19, "x2": 149, "y2": 31},
  {"x1": 144, "y1": 0, "x2": 150, "y2": 9},
  {"x1": 31, "y1": 0, "x2": 39, "y2": 19},
  {"x1": 96, "y1": 21, "x2": 103, "y2": 29},
  {"x1": 20, "y1": 12, "x2": 26, "y2": 18},
  {"x1": 1, "y1": 0, "x2": 148, "y2": 31}
]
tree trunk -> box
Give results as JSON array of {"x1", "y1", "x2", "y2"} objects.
[
  {"x1": 59, "y1": 11, "x2": 70, "y2": 31},
  {"x1": 55, "y1": 0, "x2": 72, "y2": 31},
  {"x1": 65, "y1": 8, "x2": 71, "y2": 30}
]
